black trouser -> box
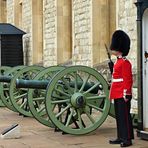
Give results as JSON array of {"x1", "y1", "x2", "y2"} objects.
[{"x1": 114, "y1": 98, "x2": 134, "y2": 142}]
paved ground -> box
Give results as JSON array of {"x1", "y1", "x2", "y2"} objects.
[{"x1": 0, "y1": 108, "x2": 148, "y2": 148}]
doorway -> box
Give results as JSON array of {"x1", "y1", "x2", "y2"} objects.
[{"x1": 142, "y1": 8, "x2": 148, "y2": 130}]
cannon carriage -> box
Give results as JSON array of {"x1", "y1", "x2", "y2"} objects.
[{"x1": 0, "y1": 65, "x2": 137, "y2": 135}]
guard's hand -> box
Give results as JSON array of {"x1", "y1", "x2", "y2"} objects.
[
  {"x1": 124, "y1": 95, "x2": 132, "y2": 102},
  {"x1": 124, "y1": 98, "x2": 129, "y2": 102}
]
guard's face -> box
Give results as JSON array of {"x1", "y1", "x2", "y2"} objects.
[{"x1": 111, "y1": 50, "x2": 122, "y2": 56}]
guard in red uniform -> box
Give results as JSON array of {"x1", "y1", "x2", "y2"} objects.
[{"x1": 109, "y1": 30, "x2": 134, "y2": 147}]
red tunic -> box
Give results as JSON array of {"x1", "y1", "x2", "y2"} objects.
[{"x1": 109, "y1": 57, "x2": 133, "y2": 99}]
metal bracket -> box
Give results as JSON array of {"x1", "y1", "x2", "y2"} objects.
[{"x1": 144, "y1": 51, "x2": 148, "y2": 63}]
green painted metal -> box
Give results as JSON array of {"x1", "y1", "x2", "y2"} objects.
[
  {"x1": 0, "y1": 66, "x2": 26, "y2": 111},
  {"x1": 0, "y1": 76, "x2": 12, "y2": 83},
  {"x1": 0, "y1": 66, "x2": 11, "y2": 107},
  {"x1": 16, "y1": 79, "x2": 48, "y2": 89},
  {"x1": 71, "y1": 93, "x2": 86, "y2": 108},
  {"x1": 27, "y1": 66, "x2": 65, "y2": 127},
  {"x1": 45, "y1": 66, "x2": 110, "y2": 135},
  {"x1": 9, "y1": 66, "x2": 44, "y2": 117},
  {"x1": 0, "y1": 66, "x2": 11, "y2": 75}
]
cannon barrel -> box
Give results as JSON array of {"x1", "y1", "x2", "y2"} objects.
[
  {"x1": 16, "y1": 79, "x2": 49, "y2": 89},
  {"x1": 0, "y1": 76, "x2": 12, "y2": 83},
  {"x1": 16, "y1": 78, "x2": 102, "y2": 93}
]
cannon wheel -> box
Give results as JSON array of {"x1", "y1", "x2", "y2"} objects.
[
  {"x1": 0, "y1": 66, "x2": 11, "y2": 107},
  {"x1": 9, "y1": 66, "x2": 44, "y2": 117},
  {"x1": 27, "y1": 66, "x2": 65, "y2": 127},
  {"x1": 0, "y1": 66, "x2": 26, "y2": 112},
  {"x1": 45, "y1": 66, "x2": 110, "y2": 135}
]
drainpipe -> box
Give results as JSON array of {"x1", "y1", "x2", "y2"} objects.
[{"x1": 135, "y1": 1, "x2": 143, "y2": 130}]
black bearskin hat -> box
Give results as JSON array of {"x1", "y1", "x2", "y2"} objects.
[{"x1": 110, "y1": 30, "x2": 130, "y2": 56}]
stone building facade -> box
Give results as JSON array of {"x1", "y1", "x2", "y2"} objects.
[
  {"x1": 0, "y1": 0, "x2": 115, "y2": 67},
  {"x1": 0, "y1": 0, "x2": 138, "y2": 110},
  {"x1": 0, "y1": 0, "x2": 137, "y2": 67},
  {"x1": 0, "y1": 0, "x2": 137, "y2": 110},
  {"x1": 0, "y1": 0, "x2": 137, "y2": 73},
  {"x1": 0, "y1": 0, "x2": 137, "y2": 69}
]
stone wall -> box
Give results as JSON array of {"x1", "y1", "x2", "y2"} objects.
[
  {"x1": 72, "y1": 0, "x2": 92, "y2": 66},
  {"x1": 117, "y1": 0, "x2": 137, "y2": 71},
  {"x1": 72, "y1": 0, "x2": 116, "y2": 67},
  {"x1": 5, "y1": 0, "x2": 138, "y2": 69},
  {"x1": 6, "y1": 0, "x2": 32, "y2": 65},
  {"x1": 92, "y1": 0, "x2": 116, "y2": 66},
  {"x1": 5, "y1": 0, "x2": 116, "y2": 67},
  {"x1": 0, "y1": 0, "x2": 7, "y2": 22},
  {"x1": 22, "y1": 0, "x2": 32, "y2": 65},
  {"x1": 7, "y1": 0, "x2": 14, "y2": 23},
  {"x1": 43, "y1": 0, "x2": 57, "y2": 67}
]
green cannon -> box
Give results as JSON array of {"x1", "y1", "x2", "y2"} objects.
[
  {"x1": 0, "y1": 65, "x2": 137, "y2": 135},
  {"x1": 16, "y1": 66, "x2": 103, "y2": 128},
  {"x1": 0, "y1": 65, "x2": 66, "y2": 126},
  {"x1": 15, "y1": 65, "x2": 137, "y2": 135}
]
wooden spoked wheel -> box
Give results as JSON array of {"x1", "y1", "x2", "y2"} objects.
[
  {"x1": 45, "y1": 66, "x2": 110, "y2": 135},
  {"x1": 27, "y1": 66, "x2": 65, "y2": 127},
  {"x1": 0, "y1": 66, "x2": 11, "y2": 107},
  {"x1": 0, "y1": 66, "x2": 26, "y2": 112},
  {"x1": 9, "y1": 66, "x2": 44, "y2": 116}
]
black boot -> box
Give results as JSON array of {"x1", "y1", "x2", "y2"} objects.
[
  {"x1": 109, "y1": 138, "x2": 122, "y2": 144},
  {"x1": 120, "y1": 140, "x2": 132, "y2": 147}
]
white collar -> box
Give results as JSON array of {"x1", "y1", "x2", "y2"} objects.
[
  {"x1": 117, "y1": 55, "x2": 126, "y2": 59},
  {"x1": 117, "y1": 55, "x2": 122, "y2": 59}
]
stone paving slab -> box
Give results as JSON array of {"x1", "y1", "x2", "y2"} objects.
[{"x1": 0, "y1": 108, "x2": 148, "y2": 148}]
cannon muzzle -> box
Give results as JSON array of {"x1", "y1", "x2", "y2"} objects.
[
  {"x1": 16, "y1": 79, "x2": 49, "y2": 89},
  {"x1": 0, "y1": 76, "x2": 12, "y2": 83}
]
